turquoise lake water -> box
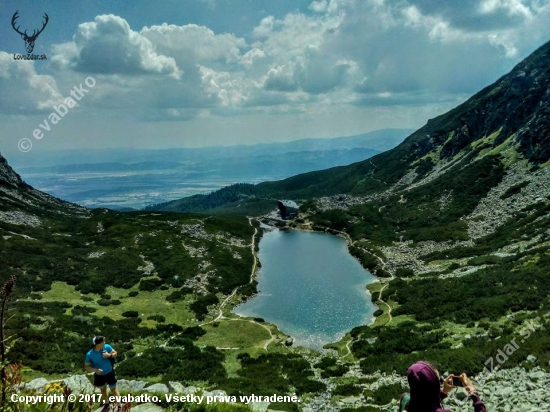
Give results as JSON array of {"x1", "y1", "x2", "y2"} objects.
[{"x1": 234, "y1": 229, "x2": 377, "y2": 349}]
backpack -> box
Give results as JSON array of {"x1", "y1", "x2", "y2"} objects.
[
  {"x1": 398, "y1": 393, "x2": 410, "y2": 412},
  {"x1": 102, "y1": 349, "x2": 116, "y2": 367}
]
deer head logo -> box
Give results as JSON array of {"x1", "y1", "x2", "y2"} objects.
[{"x1": 11, "y1": 11, "x2": 49, "y2": 54}]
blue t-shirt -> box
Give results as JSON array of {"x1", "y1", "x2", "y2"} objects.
[{"x1": 85, "y1": 344, "x2": 114, "y2": 375}]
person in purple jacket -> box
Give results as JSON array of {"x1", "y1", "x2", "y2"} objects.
[{"x1": 401, "y1": 361, "x2": 486, "y2": 412}]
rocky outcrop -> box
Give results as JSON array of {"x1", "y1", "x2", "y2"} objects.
[
  {"x1": 0, "y1": 153, "x2": 28, "y2": 188},
  {"x1": 143, "y1": 383, "x2": 169, "y2": 393},
  {"x1": 443, "y1": 367, "x2": 550, "y2": 412},
  {"x1": 0, "y1": 153, "x2": 90, "y2": 217},
  {"x1": 117, "y1": 380, "x2": 147, "y2": 393},
  {"x1": 466, "y1": 165, "x2": 550, "y2": 239},
  {"x1": 62, "y1": 375, "x2": 95, "y2": 394}
]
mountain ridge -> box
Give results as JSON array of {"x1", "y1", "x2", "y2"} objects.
[{"x1": 149, "y1": 39, "x2": 550, "y2": 214}]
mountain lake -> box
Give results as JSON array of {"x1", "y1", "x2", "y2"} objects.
[{"x1": 234, "y1": 229, "x2": 377, "y2": 349}]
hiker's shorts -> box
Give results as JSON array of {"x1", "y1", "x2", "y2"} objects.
[{"x1": 94, "y1": 370, "x2": 117, "y2": 388}]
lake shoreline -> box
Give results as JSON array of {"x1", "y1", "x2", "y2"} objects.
[{"x1": 234, "y1": 222, "x2": 378, "y2": 350}]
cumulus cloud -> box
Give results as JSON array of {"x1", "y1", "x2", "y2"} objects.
[
  {"x1": 46, "y1": 1, "x2": 550, "y2": 121},
  {"x1": 309, "y1": 0, "x2": 329, "y2": 13},
  {"x1": 141, "y1": 23, "x2": 246, "y2": 66},
  {"x1": 0, "y1": 52, "x2": 63, "y2": 113},
  {"x1": 51, "y1": 15, "x2": 181, "y2": 78},
  {"x1": 479, "y1": 0, "x2": 534, "y2": 18},
  {"x1": 253, "y1": 16, "x2": 276, "y2": 38},
  {"x1": 199, "y1": 66, "x2": 248, "y2": 106},
  {"x1": 412, "y1": 0, "x2": 550, "y2": 31},
  {"x1": 264, "y1": 63, "x2": 299, "y2": 92},
  {"x1": 240, "y1": 48, "x2": 266, "y2": 67}
]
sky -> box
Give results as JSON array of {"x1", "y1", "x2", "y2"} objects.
[{"x1": 1, "y1": 0, "x2": 550, "y2": 159}]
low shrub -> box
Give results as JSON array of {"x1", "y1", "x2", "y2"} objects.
[{"x1": 122, "y1": 311, "x2": 139, "y2": 318}]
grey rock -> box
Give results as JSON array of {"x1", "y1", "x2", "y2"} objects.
[
  {"x1": 203, "y1": 389, "x2": 227, "y2": 398},
  {"x1": 496, "y1": 386, "x2": 513, "y2": 397},
  {"x1": 340, "y1": 396, "x2": 360, "y2": 404},
  {"x1": 22, "y1": 377, "x2": 49, "y2": 392},
  {"x1": 180, "y1": 386, "x2": 198, "y2": 395},
  {"x1": 526, "y1": 355, "x2": 537, "y2": 363},
  {"x1": 528, "y1": 371, "x2": 545, "y2": 380},
  {"x1": 117, "y1": 379, "x2": 147, "y2": 393},
  {"x1": 124, "y1": 403, "x2": 164, "y2": 412},
  {"x1": 250, "y1": 401, "x2": 270, "y2": 412},
  {"x1": 168, "y1": 381, "x2": 186, "y2": 393},
  {"x1": 63, "y1": 375, "x2": 95, "y2": 394},
  {"x1": 143, "y1": 383, "x2": 169, "y2": 393}
]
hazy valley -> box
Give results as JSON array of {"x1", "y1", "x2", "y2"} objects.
[{"x1": 11, "y1": 130, "x2": 409, "y2": 210}]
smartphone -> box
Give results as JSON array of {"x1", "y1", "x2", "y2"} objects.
[{"x1": 452, "y1": 375, "x2": 463, "y2": 387}]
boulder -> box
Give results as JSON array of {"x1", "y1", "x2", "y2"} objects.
[
  {"x1": 119, "y1": 404, "x2": 163, "y2": 412},
  {"x1": 203, "y1": 389, "x2": 227, "y2": 398},
  {"x1": 143, "y1": 383, "x2": 169, "y2": 393},
  {"x1": 63, "y1": 375, "x2": 95, "y2": 394},
  {"x1": 528, "y1": 370, "x2": 545, "y2": 380},
  {"x1": 22, "y1": 377, "x2": 49, "y2": 392},
  {"x1": 117, "y1": 379, "x2": 147, "y2": 393},
  {"x1": 180, "y1": 386, "x2": 198, "y2": 395},
  {"x1": 168, "y1": 381, "x2": 186, "y2": 393},
  {"x1": 250, "y1": 401, "x2": 270, "y2": 412}
]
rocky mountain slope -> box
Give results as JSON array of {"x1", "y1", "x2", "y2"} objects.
[
  {"x1": 152, "y1": 39, "x2": 550, "y2": 214},
  {"x1": 0, "y1": 153, "x2": 90, "y2": 219},
  {"x1": 0, "y1": 154, "x2": 268, "y2": 395},
  {"x1": 144, "y1": 39, "x2": 550, "y2": 410}
]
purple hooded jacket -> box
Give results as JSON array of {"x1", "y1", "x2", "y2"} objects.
[{"x1": 406, "y1": 361, "x2": 486, "y2": 412}]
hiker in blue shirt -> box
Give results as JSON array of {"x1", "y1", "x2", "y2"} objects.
[{"x1": 85, "y1": 336, "x2": 121, "y2": 412}]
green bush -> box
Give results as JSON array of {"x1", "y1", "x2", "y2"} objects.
[
  {"x1": 394, "y1": 268, "x2": 414, "y2": 278},
  {"x1": 500, "y1": 181, "x2": 529, "y2": 199},
  {"x1": 341, "y1": 407, "x2": 383, "y2": 412},
  {"x1": 190, "y1": 294, "x2": 220, "y2": 320},
  {"x1": 333, "y1": 384, "x2": 361, "y2": 397},
  {"x1": 180, "y1": 326, "x2": 207, "y2": 340},
  {"x1": 117, "y1": 342, "x2": 226, "y2": 384},
  {"x1": 367, "y1": 383, "x2": 405, "y2": 404},
  {"x1": 166, "y1": 289, "x2": 187, "y2": 302},
  {"x1": 72, "y1": 305, "x2": 97, "y2": 315},
  {"x1": 122, "y1": 311, "x2": 139, "y2": 318},
  {"x1": 138, "y1": 278, "x2": 164, "y2": 291},
  {"x1": 219, "y1": 353, "x2": 326, "y2": 397},
  {"x1": 147, "y1": 314, "x2": 166, "y2": 322},
  {"x1": 467, "y1": 255, "x2": 502, "y2": 266},
  {"x1": 97, "y1": 299, "x2": 121, "y2": 306}
]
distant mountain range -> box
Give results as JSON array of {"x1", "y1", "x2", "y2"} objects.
[
  {"x1": 12, "y1": 129, "x2": 411, "y2": 169},
  {"x1": 13, "y1": 129, "x2": 411, "y2": 209}
]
